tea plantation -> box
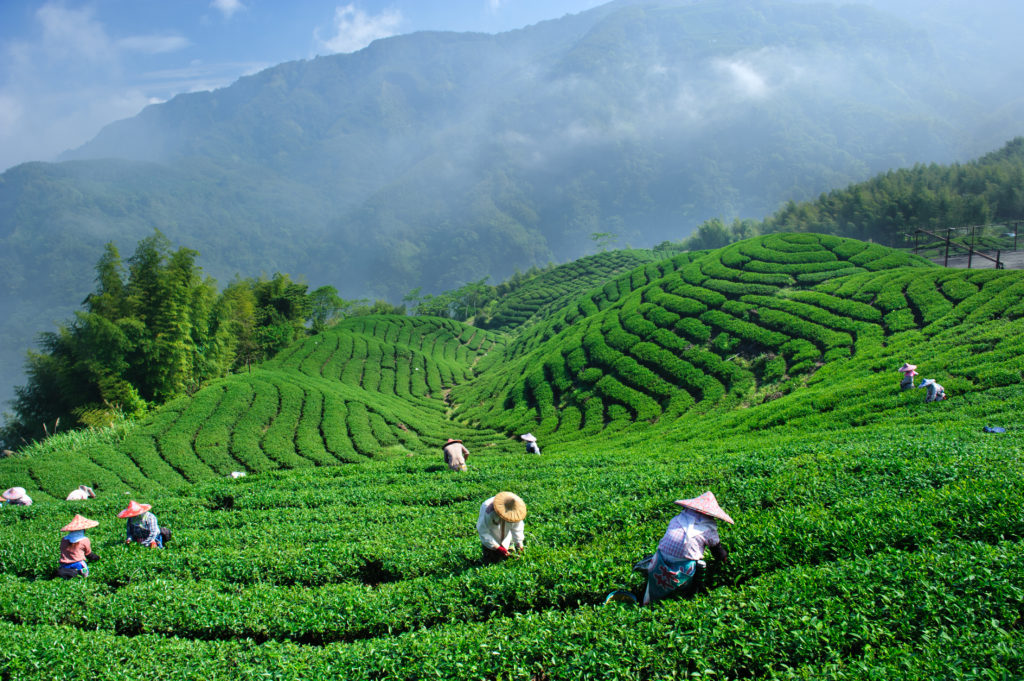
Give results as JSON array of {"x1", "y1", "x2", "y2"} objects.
[{"x1": 2, "y1": 233, "x2": 1022, "y2": 680}]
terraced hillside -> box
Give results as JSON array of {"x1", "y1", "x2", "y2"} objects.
[
  {"x1": 483, "y1": 249, "x2": 677, "y2": 331},
  {"x1": 0, "y1": 316, "x2": 508, "y2": 501},
  {"x1": 2, "y1": 234, "x2": 1023, "y2": 680},
  {"x1": 456, "y1": 233, "x2": 1023, "y2": 444}
]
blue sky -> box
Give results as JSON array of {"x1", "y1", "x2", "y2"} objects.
[{"x1": 0, "y1": 0, "x2": 607, "y2": 171}]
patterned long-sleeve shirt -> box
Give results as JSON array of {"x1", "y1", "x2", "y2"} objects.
[
  {"x1": 126, "y1": 512, "x2": 160, "y2": 545},
  {"x1": 657, "y1": 510, "x2": 721, "y2": 561}
]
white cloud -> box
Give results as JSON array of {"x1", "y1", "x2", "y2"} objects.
[
  {"x1": 317, "y1": 4, "x2": 403, "y2": 54},
  {"x1": 36, "y1": 3, "x2": 114, "y2": 62},
  {"x1": 714, "y1": 58, "x2": 769, "y2": 99},
  {"x1": 0, "y1": 2, "x2": 253, "y2": 170},
  {"x1": 117, "y1": 35, "x2": 191, "y2": 55},
  {"x1": 211, "y1": 0, "x2": 245, "y2": 20},
  {"x1": 0, "y1": 94, "x2": 24, "y2": 132}
]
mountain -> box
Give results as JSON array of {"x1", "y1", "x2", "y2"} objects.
[
  {"x1": 3, "y1": 0, "x2": 1024, "y2": 409},
  {"x1": 2, "y1": 234, "x2": 1023, "y2": 675}
]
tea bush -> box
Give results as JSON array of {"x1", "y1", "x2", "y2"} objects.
[{"x1": 2, "y1": 234, "x2": 1023, "y2": 679}]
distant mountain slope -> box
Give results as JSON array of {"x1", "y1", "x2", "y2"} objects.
[{"x1": 3, "y1": 0, "x2": 1024, "y2": 408}]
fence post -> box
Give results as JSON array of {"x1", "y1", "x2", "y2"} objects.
[
  {"x1": 968, "y1": 226, "x2": 974, "y2": 269},
  {"x1": 944, "y1": 228, "x2": 950, "y2": 267}
]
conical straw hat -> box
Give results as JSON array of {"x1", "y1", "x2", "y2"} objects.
[
  {"x1": 117, "y1": 500, "x2": 152, "y2": 518},
  {"x1": 674, "y1": 491, "x2": 734, "y2": 524},
  {"x1": 897, "y1": 363, "x2": 917, "y2": 372},
  {"x1": 61, "y1": 514, "x2": 99, "y2": 532},
  {"x1": 2, "y1": 487, "x2": 27, "y2": 501},
  {"x1": 493, "y1": 491, "x2": 527, "y2": 522},
  {"x1": 520, "y1": 433, "x2": 537, "y2": 442}
]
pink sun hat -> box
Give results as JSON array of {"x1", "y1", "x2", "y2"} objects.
[
  {"x1": 2, "y1": 487, "x2": 27, "y2": 502},
  {"x1": 897, "y1": 363, "x2": 918, "y2": 375},
  {"x1": 61, "y1": 514, "x2": 99, "y2": 532},
  {"x1": 674, "y1": 491, "x2": 734, "y2": 525},
  {"x1": 117, "y1": 500, "x2": 152, "y2": 518}
]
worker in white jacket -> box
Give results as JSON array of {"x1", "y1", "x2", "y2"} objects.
[{"x1": 476, "y1": 491, "x2": 526, "y2": 563}]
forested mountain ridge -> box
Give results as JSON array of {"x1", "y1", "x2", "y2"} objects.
[{"x1": 3, "y1": 0, "x2": 1024, "y2": 408}]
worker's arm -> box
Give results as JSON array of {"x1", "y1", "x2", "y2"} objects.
[
  {"x1": 511, "y1": 520, "x2": 525, "y2": 551},
  {"x1": 86, "y1": 551, "x2": 100, "y2": 562},
  {"x1": 461, "y1": 445, "x2": 469, "y2": 459},
  {"x1": 709, "y1": 542, "x2": 728, "y2": 563}
]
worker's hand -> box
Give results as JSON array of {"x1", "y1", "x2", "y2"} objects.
[
  {"x1": 497, "y1": 545, "x2": 509, "y2": 556},
  {"x1": 125, "y1": 540, "x2": 132, "y2": 545},
  {"x1": 148, "y1": 541, "x2": 159, "y2": 548}
]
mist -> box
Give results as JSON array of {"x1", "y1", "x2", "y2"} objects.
[{"x1": 3, "y1": 0, "x2": 1024, "y2": 412}]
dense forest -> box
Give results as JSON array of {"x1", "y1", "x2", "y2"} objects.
[{"x1": 676, "y1": 138, "x2": 1024, "y2": 251}]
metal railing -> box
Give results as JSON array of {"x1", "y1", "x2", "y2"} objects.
[{"x1": 910, "y1": 220, "x2": 1023, "y2": 269}]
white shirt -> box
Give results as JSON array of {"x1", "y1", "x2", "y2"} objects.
[{"x1": 476, "y1": 496, "x2": 525, "y2": 550}]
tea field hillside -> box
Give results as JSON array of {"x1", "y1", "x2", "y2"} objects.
[{"x1": 2, "y1": 234, "x2": 1023, "y2": 680}]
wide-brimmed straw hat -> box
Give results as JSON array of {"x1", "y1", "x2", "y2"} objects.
[
  {"x1": 520, "y1": 433, "x2": 538, "y2": 443},
  {"x1": 78, "y1": 485, "x2": 96, "y2": 498},
  {"x1": 117, "y1": 500, "x2": 152, "y2": 518},
  {"x1": 674, "y1": 491, "x2": 734, "y2": 525},
  {"x1": 919, "y1": 378, "x2": 936, "y2": 388},
  {"x1": 897, "y1": 363, "x2": 917, "y2": 372},
  {"x1": 443, "y1": 438, "x2": 463, "y2": 446},
  {"x1": 493, "y1": 491, "x2": 527, "y2": 523},
  {"x1": 61, "y1": 514, "x2": 99, "y2": 532},
  {"x1": 2, "y1": 487, "x2": 27, "y2": 501}
]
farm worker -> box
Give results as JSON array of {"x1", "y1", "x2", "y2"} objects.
[
  {"x1": 643, "y1": 491, "x2": 733, "y2": 606},
  {"x1": 442, "y1": 438, "x2": 469, "y2": 471},
  {"x1": 521, "y1": 433, "x2": 541, "y2": 455},
  {"x1": 477, "y1": 492, "x2": 526, "y2": 563},
  {"x1": 57, "y1": 514, "x2": 100, "y2": 579},
  {"x1": 2, "y1": 486, "x2": 32, "y2": 506},
  {"x1": 919, "y1": 378, "x2": 946, "y2": 402},
  {"x1": 119, "y1": 500, "x2": 164, "y2": 548},
  {"x1": 897, "y1": 363, "x2": 917, "y2": 391},
  {"x1": 65, "y1": 485, "x2": 96, "y2": 501}
]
